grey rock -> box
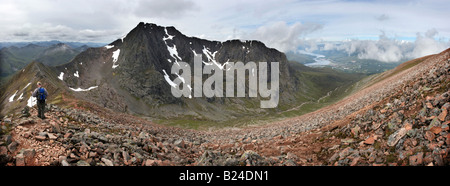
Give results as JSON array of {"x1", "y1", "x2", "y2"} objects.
[
  {"x1": 76, "y1": 160, "x2": 90, "y2": 166},
  {"x1": 282, "y1": 159, "x2": 297, "y2": 166},
  {"x1": 61, "y1": 160, "x2": 71, "y2": 167},
  {"x1": 338, "y1": 147, "x2": 354, "y2": 159},
  {"x1": 428, "y1": 118, "x2": 441, "y2": 130},
  {"x1": 101, "y1": 158, "x2": 114, "y2": 166},
  {"x1": 407, "y1": 129, "x2": 416, "y2": 137},
  {"x1": 328, "y1": 152, "x2": 339, "y2": 163},
  {"x1": 5, "y1": 135, "x2": 12, "y2": 145},
  {"x1": 20, "y1": 106, "x2": 31, "y2": 118},
  {"x1": 418, "y1": 108, "x2": 427, "y2": 118},
  {"x1": 224, "y1": 157, "x2": 240, "y2": 166},
  {"x1": 240, "y1": 150, "x2": 267, "y2": 166},
  {"x1": 52, "y1": 124, "x2": 62, "y2": 134},
  {"x1": 21, "y1": 149, "x2": 36, "y2": 160},
  {"x1": 122, "y1": 150, "x2": 130, "y2": 164},
  {"x1": 174, "y1": 139, "x2": 185, "y2": 148},
  {"x1": 38, "y1": 132, "x2": 48, "y2": 137},
  {"x1": 15, "y1": 154, "x2": 25, "y2": 166},
  {"x1": 7, "y1": 141, "x2": 19, "y2": 152},
  {"x1": 430, "y1": 108, "x2": 441, "y2": 116},
  {"x1": 387, "y1": 128, "x2": 407, "y2": 147}
]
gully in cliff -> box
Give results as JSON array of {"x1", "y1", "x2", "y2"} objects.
[{"x1": 163, "y1": 55, "x2": 279, "y2": 108}]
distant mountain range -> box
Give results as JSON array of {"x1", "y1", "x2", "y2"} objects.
[
  {"x1": 0, "y1": 40, "x2": 105, "y2": 49},
  {"x1": 0, "y1": 41, "x2": 104, "y2": 78}
]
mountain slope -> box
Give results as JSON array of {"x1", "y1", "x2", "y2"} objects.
[
  {"x1": 52, "y1": 22, "x2": 362, "y2": 123},
  {"x1": 1, "y1": 48, "x2": 448, "y2": 166},
  {"x1": 231, "y1": 48, "x2": 450, "y2": 166},
  {"x1": 318, "y1": 49, "x2": 450, "y2": 165},
  {"x1": 34, "y1": 43, "x2": 80, "y2": 66}
]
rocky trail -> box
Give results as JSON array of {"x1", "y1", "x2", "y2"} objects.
[{"x1": 1, "y1": 49, "x2": 450, "y2": 166}]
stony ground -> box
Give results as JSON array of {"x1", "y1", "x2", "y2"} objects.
[{"x1": 1, "y1": 49, "x2": 449, "y2": 166}]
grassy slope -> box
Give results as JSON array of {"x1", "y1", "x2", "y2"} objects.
[{"x1": 351, "y1": 54, "x2": 433, "y2": 92}]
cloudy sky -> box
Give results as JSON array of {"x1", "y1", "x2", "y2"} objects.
[{"x1": 1, "y1": 0, "x2": 449, "y2": 61}]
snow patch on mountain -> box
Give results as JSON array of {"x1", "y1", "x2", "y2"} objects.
[
  {"x1": 9, "y1": 90, "x2": 18, "y2": 102},
  {"x1": 22, "y1": 83, "x2": 31, "y2": 90},
  {"x1": 162, "y1": 69, "x2": 177, "y2": 88},
  {"x1": 105, "y1": 45, "x2": 114, "y2": 49},
  {"x1": 163, "y1": 27, "x2": 175, "y2": 41},
  {"x1": 112, "y1": 49, "x2": 121, "y2": 69},
  {"x1": 202, "y1": 46, "x2": 227, "y2": 70},
  {"x1": 167, "y1": 44, "x2": 181, "y2": 62},
  {"x1": 58, "y1": 72, "x2": 64, "y2": 81},
  {"x1": 69, "y1": 86, "x2": 98, "y2": 92},
  {"x1": 17, "y1": 93, "x2": 24, "y2": 100},
  {"x1": 162, "y1": 27, "x2": 182, "y2": 62},
  {"x1": 27, "y1": 96, "x2": 36, "y2": 107}
]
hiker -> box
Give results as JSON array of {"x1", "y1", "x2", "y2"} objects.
[{"x1": 32, "y1": 82, "x2": 49, "y2": 119}]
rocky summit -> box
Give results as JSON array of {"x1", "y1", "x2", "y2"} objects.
[
  {"x1": 52, "y1": 22, "x2": 299, "y2": 121},
  {"x1": 1, "y1": 47, "x2": 449, "y2": 166}
]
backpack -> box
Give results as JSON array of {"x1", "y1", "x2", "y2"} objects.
[{"x1": 37, "y1": 87, "x2": 46, "y2": 101}]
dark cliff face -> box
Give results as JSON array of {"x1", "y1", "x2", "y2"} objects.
[
  {"x1": 118, "y1": 22, "x2": 295, "y2": 100},
  {"x1": 53, "y1": 22, "x2": 300, "y2": 120}
]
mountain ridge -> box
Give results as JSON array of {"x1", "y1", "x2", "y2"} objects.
[{"x1": 0, "y1": 42, "x2": 93, "y2": 79}]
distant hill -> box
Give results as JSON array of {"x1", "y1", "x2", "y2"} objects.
[
  {"x1": 0, "y1": 42, "x2": 101, "y2": 78},
  {"x1": 0, "y1": 40, "x2": 105, "y2": 49}
]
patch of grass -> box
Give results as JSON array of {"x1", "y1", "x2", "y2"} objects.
[
  {"x1": 334, "y1": 131, "x2": 348, "y2": 139},
  {"x1": 156, "y1": 117, "x2": 212, "y2": 130},
  {"x1": 49, "y1": 93, "x2": 63, "y2": 105},
  {"x1": 386, "y1": 154, "x2": 397, "y2": 164},
  {"x1": 374, "y1": 141, "x2": 382, "y2": 150}
]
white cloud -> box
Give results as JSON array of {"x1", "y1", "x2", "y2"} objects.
[
  {"x1": 2, "y1": 23, "x2": 121, "y2": 42},
  {"x1": 134, "y1": 0, "x2": 197, "y2": 19},
  {"x1": 315, "y1": 29, "x2": 450, "y2": 62},
  {"x1": 0, "y1": 0, "x2": 197, "y2": 42},
  {"x1": 407, "y1": 28, "x2": 449, "y2": 59},
  {"x1": 242, "y1": 21, "x2": 323, "y2": 52},
  {"x1": 0, "y1": 0, "x2": 449, "y2": 50}
]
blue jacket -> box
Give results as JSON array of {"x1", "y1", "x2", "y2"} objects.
[{"x1": 32, "y1": 87, "x2": 49, "y2": 99}]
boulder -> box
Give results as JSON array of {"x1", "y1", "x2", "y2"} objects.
[
  {"x1": 387, "y1": 128, "x2": 407, "y2": 147},
  {"x1": 101, "y1": 158, "x2": 114, "y2": 166}
]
